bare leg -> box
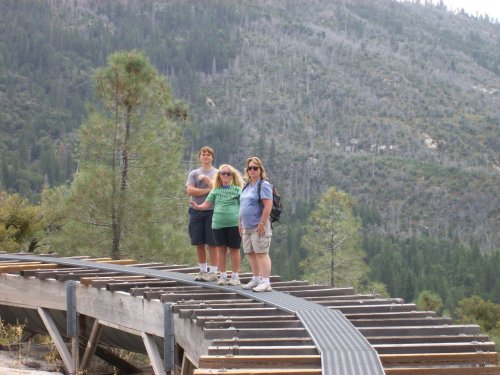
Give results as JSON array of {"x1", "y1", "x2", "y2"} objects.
[
  {"x1": 217, "y1": 247, "x2": 228, "y2": 273},
  {"x1": 208, "y1": 245, "x2": 218, "y2": 269},
  {"x1": 256, "y1": 253, "x2": 271, "y2": 278},
  {"x1": 229, "y1": 248, "x2": 241, "y2": 274},
  {"x1": 247, "y1": 252, "x2": 259, "y2": 276},
  {"x1": 196, "y1": 244, "x2": 207, "y2": 263}
]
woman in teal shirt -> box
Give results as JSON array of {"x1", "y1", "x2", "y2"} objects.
[{"x1": 190, "y1": 164, "x2": 243, "y2": 285}]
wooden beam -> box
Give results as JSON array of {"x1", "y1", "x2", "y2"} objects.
[
  {"x1": 0, "y1": 263, "x2": 59, "y2": 273},
  {"x1": 380, "y1": 352, "x2": 498, "y2": 366},
  {"x1": 37, "y1": 307, "x2": 75, "y2": 374},
  {"x1": 194, "y1": 369, "x2": 321, "y2": 374},
  {"x1": 142, "y1": 332, "x2": 167, "y2": 375},
  {"x1": 385, "y1": 367, "x2": 500, "y2": 375},
  {"x1": 80, "y1": 319, "x2": 103, "y2": 371},
  {"x1": 198, "y1": 354, "x2": 321, "y2": 369}
]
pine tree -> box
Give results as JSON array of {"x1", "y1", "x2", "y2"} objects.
[
  {"x1": 45, "y1": 51, "x2": 192, "y2": 262},
  {"x1": 300, "y1": 187, "x2": 368, "y2": 288}
]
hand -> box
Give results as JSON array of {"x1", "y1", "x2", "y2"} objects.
[{"x1": 189, "y1": 201, "x2": 198, "y2": 209}]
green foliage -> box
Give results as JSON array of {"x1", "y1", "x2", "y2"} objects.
[
  {"x1": 416, "y1": 290, "x2": 443, "y2": 314},
  {"x1": 43, "y1": 51, "x2": 193, "y2": 263},
  {"x1": 454, "y1": 296, "x2": 500, "y2": 349},
  {"x1": 300, "y1": 187, "x2": 368, "y2": 288},
  {"x1": 0, "y1": 191, "x2": 42, "y2": 252}
]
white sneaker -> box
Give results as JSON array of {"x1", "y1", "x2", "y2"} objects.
[
  {"x1": 194, "y1": 272, "x2": 205, "y2": 281},
  {"x1": 217, "y1": 277, "x2": 228, "y2": 285},
  {"x1": 253, "y1": 282, "x2": 272, "y2": 292},
  {"x1": 201, "y1": 272, "x2": 218, "y2": 282},
  {"x1": 228, "y1": 278, "x2": 241, "y2": 286},
  {"x1": 241, "y1": 279, "x2": 260, "y2": 290}
]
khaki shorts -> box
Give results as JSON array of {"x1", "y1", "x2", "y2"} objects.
[{"x1": 241, "y1": 221, "x2": 272, "y2": 254}]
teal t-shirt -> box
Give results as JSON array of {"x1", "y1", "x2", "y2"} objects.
[{"x1": 206, "y1": 185, "x2": 242, "y2": 229}]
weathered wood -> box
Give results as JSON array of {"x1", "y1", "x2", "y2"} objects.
[
  {"x1": 359, "y1": 325, "x2": 481, "y2": 336},
  {"x1": 193, "y1": 369, "x2": 321, "y2": 375},
  {"x1": 373, "y1": 341, "x2": 497, "y2": 354},
  {"x1": 351, "y1": 317, "x2": 453, "y2": 327},
  {"x1": 162, "y1": 292, "x2": 241, "y2": 303},
  {"x1": 106, "y1": 279, "x2": 177, "y2": 292},
  {"x1": 57, "y1": 271, "x2": 121, "y2": 282},
  {"x1": 366, "y1": 334, "x2": 492, "y2": 344},
  {"x1": 80, "y1": 275, "x2": 148, "y2": 287},
  {"x1": 211, "y1": 338, "x2": 315, "y2": 347},
  {"x1": 204, "y1": 327, "x2": 310, "y2": 340},
  {"x1": 380, "y1": 352, "x2": 498, "y2": 366},
  {"x1": 1, "y1": 263, "x2": 59, "y2": 273},
  {"x1": 172, "y1": 302, "x2": 266, "y2": 313},
  {"x1": 204, "y1": 319, "x2": 302, "y2": 330},
  {"x1": 385, "y1": 367, "x2": 500, "y2": 375},
  {"x1": 179, "y1": 307, "x2": 281, "y2": 319},
  {"x1": 208, "y1": 345, "x2": 319, "y2": 356},
  {"x1": 198, "y1": 355, "x2": 321, "y2": 369}
]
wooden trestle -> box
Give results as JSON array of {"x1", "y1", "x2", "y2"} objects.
[{"x1": 0, "y1": 253, "x2": 498, "y2": 375}]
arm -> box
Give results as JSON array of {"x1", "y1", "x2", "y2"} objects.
[
  {"x1": 186, "y1": 174, "x2": 214, "y2": 197},
  {"x1": 189, "y1": 200, "x2": 214, "y2": 210},
  {"x1": 258, "y1": 199, "x2": 272, "y2": 235}
]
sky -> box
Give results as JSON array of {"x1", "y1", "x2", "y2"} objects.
[{"x1": 441, "y1": 0, "x2": 500, "y2": 21}]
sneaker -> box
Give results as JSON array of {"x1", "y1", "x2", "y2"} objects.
[
  {"x1": 194, "y1": 272, "x2": 205, "y2": 281},
  {"x1": 201, "y1": 272, "x2": 218, "y2": 282},
  {"x1": 253, "y1": 282, "x2": 272, "y2": 292},
  {"x1": 228, "y1": 278, "x2": 241, "y2": 286},
  {"x1": 217, "y1": 277, "x2": 228, "y2": 285},
  {"x1": 241, "y1": 279, "x2": 260, "y2": 290}
]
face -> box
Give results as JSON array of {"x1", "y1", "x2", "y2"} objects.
[
  {"x1": 219, "y1": 168, "x2": 232, "y2": 184},
  {"x1": 247, "y1": 162, "x2": 261, "y2": 178},
  {"x1": 199, "y1": 151, "x2": 213, "y2": 164}
]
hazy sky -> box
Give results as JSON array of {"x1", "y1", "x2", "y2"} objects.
[{"x1": 441, "y1": 0, "x2": 500, "y2": 20}]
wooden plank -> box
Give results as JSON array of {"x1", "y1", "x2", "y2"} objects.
[
  {"x1": 204, "y1": 319, "x2": 302, "y2": 330},
  {"x1": 366, "y1": 335, "x2": 492, "y2": 344},
  {"x1": 211, "y1": 338, "x2": 314, "y2": 347},
  {"x1": 142, "y1": 332, "x2": 167, "y2": 375},
  {"x1": 1, "y1": 263, "x2": 59, "y2": 273},
  {"x1": 373, "y1": 341, "x2": 497, "y2": 354},
  {"x1": 106, "y1": 279, "x2": 177, "y2": 292},
  {"x1": 352, "y1": 317, "x2": 453, "y2": 327},
  {"x1": 172, "y1": 302, "x2": 266, "y2": 313},
  {"x1": 204, "y1": 327, "x2": 310, "y2": 340},
  {"x1": 358, "y1": 325, "x2": 480, "y2": 337},
  {"x1": 208, "y1": 345, "x2": 319, "y2": 356},
  {"x1": 198, "y1": 355, "x2": 321, "y2": 369},
  {"x1": 195, "y1": 315, "x2": 296, "y2": 327},
  {"x1": 179, "y1": 307, "x2": 281, "y2": 319},
  {"x1": 194, "y1": 370, "x2": 321, "y2": 375},
  {"x1": 385, "y1": 367, "x2": 500, "y2": 375},
  {"x1": 380, "y1": 352, "x2": 498, "y2": 366},
  {"x1": 162, "y1": 292, "x2": 241, "y2": 303},
  {"x1": 80, "y1": 275, "x2": 148, "y2": 287},
  {"x1": 57, "y1": 271, "x2": 121, "y2": 282},
  {"x1": 93, "y1": 259, "x2": 136, "y2": 265}
]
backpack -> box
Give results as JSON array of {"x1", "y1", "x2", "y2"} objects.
[{"x1": 243, "y1": 179, "x2": 282, "y2": 223}]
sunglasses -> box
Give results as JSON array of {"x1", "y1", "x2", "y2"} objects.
[
  {"x1": 247, "y1": 166, "x2": 259, "y2": 171},
  {"x1": 220, "y1": 172, "x2": 232, "y2": 176}
]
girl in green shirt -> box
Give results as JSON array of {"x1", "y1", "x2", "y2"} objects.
[{"x1": 189, "y1": 164, "x2": 244, "y2": 285}]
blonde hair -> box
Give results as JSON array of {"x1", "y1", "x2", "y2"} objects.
[
  {"x1": 214, "y1": 164, "x2": 244, "y2": 188},
  {"x1": 244, "y1": 156, "x2": 268, "y2": 182}
]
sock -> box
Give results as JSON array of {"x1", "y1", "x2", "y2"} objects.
[
  {"x1": 231, "y1": 272, "x2": 239, "y2": 279},
  {"x1": 220, "y1": 272, "x2": 227, "y2": 279},
  {"x1": 199, "y1": 263, "x2": 208, "y2": 272},
  {"x1": 253, "y1": 275, "x2": 261, "y2": 282},
  {"x1": 261, "y1": 277, "x2": 270, "y2": 284},
  {"x1": 209, "y1": 265, "x2": 218, "y2": 274}
]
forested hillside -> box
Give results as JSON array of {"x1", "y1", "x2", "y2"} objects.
[{"x1": 0, "y1": 0, "x2": 499, "y2": 310}]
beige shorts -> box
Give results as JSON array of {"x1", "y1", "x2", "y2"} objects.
[{"x1": 241, "y1": 221, "x2": 272, "y2": 254}]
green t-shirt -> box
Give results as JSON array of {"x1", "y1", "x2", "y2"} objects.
[{"x1": 206, "y1": 185, "x2": 242, "y2": 229}]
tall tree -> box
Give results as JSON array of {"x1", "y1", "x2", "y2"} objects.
[
  {"x1": 46, "y1": 51, "x2": 191, "y2": 261},
  {"x1": 300, "y1": 187, "x2": 367, "y2": 288}
]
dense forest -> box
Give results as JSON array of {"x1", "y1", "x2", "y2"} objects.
[{"x1": 0, "y1": 0, "x2": 499, "y2": 336}]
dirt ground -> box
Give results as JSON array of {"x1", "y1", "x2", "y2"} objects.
[{"x1": 0, "y1": 349, "x2": 63, "y2": 374}]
